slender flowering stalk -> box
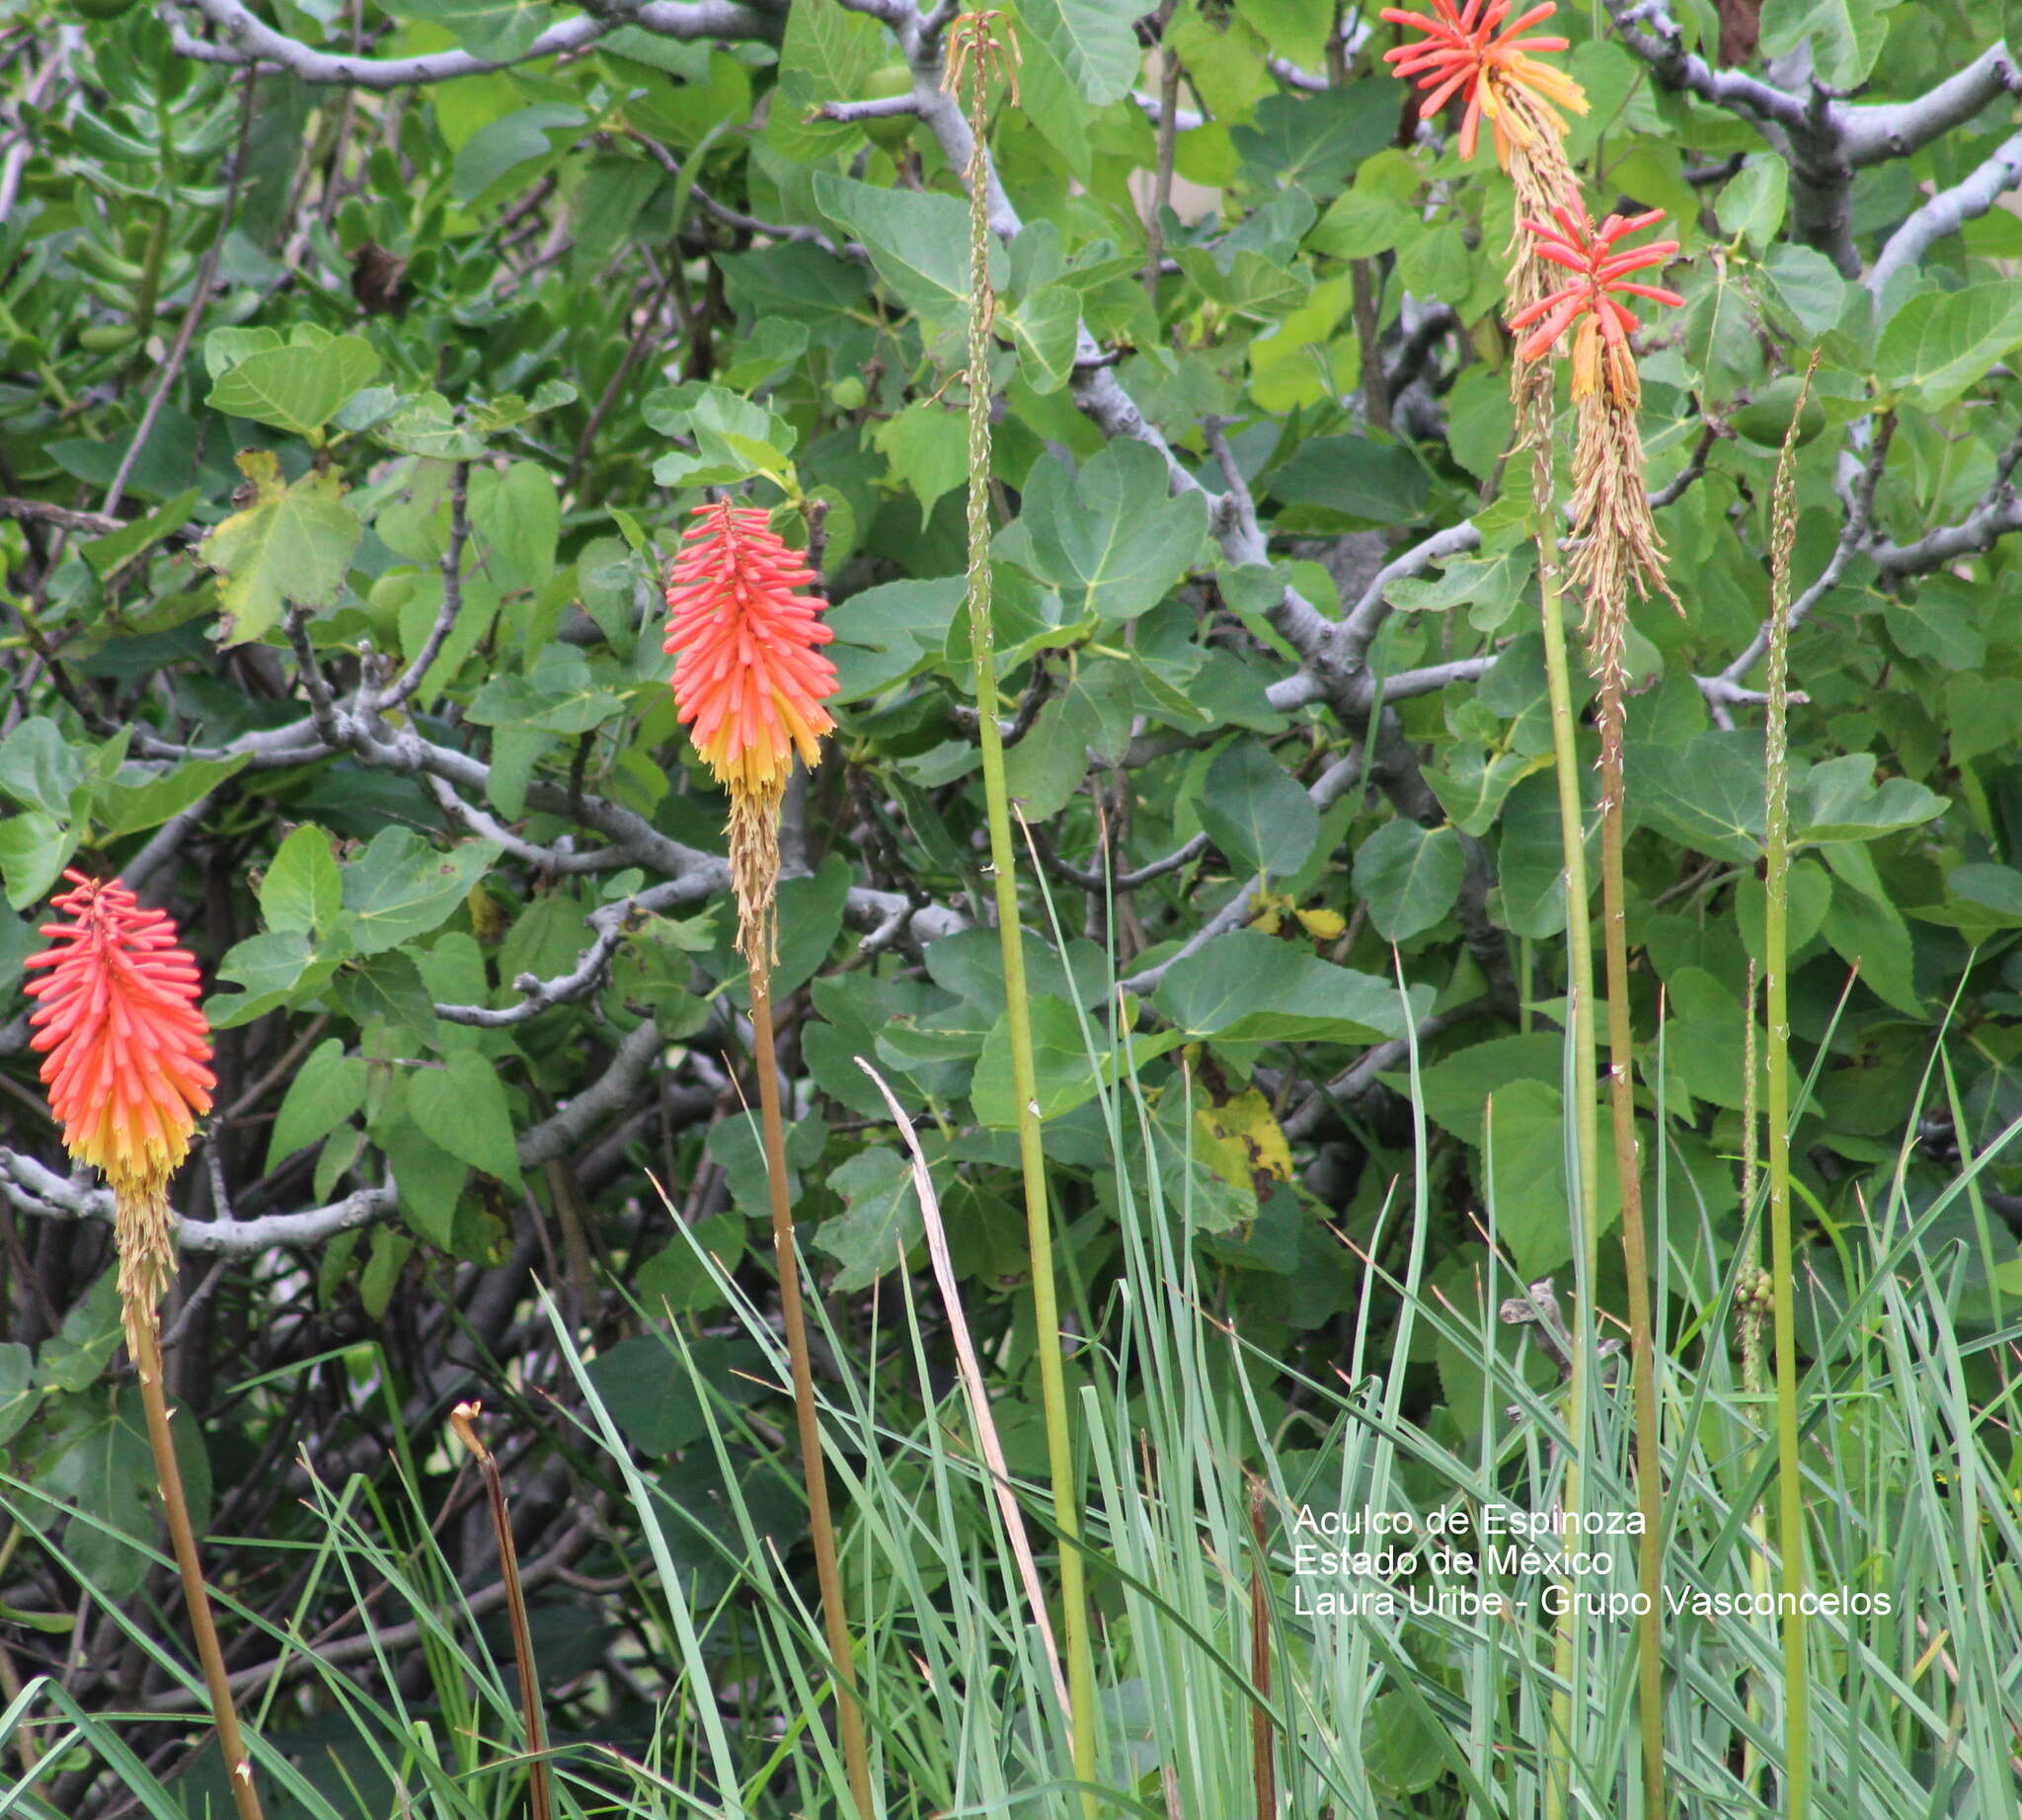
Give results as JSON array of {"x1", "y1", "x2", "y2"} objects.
[
  {"x1": 663, "y1": 505, "x2": 873, "y2": 1817},
  {"x1": 1381, "y1": 16, "x2": 1595, "y2": 1807},
  {"x1": 944, "y1": 14, "x2": 1098, "y2": 1810},
  {"x1": 1516, "y1": 194, "x2": 1685, "y2": 1819},
  {"x1": 1762, "y1": 356, "x2": 1821, "y2": 1820},
  {"x1": 24, "y1": 870, "x2": 264, "y2": 1820}
]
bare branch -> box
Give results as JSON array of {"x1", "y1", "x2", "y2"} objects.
[
  {"x1": 1281, "y1": 997, "x2": 1500, "y2": 1141},
  {"x1": 1336, "y1": 520, "x2": 1484, "y2": 664},
  {"x1": 1841, "y1": 42, "x2": 2022, "y2": 166},
  {"x1": 0, "y1": 1147, "x2": 396, "y2": 1254},
  {"x1": 373, "y1": 461, "x2": 471, "y2": 713},
  {"x1": 170, "y1": 0, "x2": 768, "y2": 89},
  {"x1": 1602, "y1": 0, "x2": 1805, "y2": 135},
  {"x1": 433, "y1": 899, "x2": 640, "y2": 1028},
  {"x1": 1869, "y1": 126, "x2": 2022, "y2": 299},
  {"x1": 1868, "y1": 490, "x2": 2022, "y2": 577},
  {"x1": 817, "y1": 93, "x2": 924, "y2": 122},
  {"x1": 1380, "y1": 656, "x2": 1496, "y2": 702},
  {"x1": 517, "y1": 1018, "x2": 664, "y2": 1168}
]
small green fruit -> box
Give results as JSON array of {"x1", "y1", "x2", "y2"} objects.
[
  {"x1": 78, "y1": 322, "x2": 138, "y2": 352},
  {"x1": 859, "y1": 65, "x2": 916, "y2": 151},
  {"x1": 828, "y1": 375, "x2": 868, "y2": 412},
  {"x1": 1731, "y1": 374, "x2": 1827, "y2": 449}
]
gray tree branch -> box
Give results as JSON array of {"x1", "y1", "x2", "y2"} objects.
[{"x1": 170, "y1": 0, "x2": 769, "y2": 89}]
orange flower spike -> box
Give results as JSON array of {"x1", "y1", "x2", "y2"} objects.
[
  {"x1": 24, "y1": 869, "x2": 214, "y2": 1200},
  {"x1": 663, "y1": 501, "x2": 838, "y2": 799},
  {"x1": 1380, "y1": 0, "x2": 1588, "y2": 164},
  {"x1": 1509, "y1": 200, "x2": 1683, "y2": 391}
]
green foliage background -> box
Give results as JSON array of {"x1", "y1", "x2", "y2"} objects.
[{"x1": 5, "y1": 0, "x2": 2022, "y2": 1810}]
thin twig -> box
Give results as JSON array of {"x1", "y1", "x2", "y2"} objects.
[{"x1": 104, "y1": 69, "x2": 259, "y2": 518}]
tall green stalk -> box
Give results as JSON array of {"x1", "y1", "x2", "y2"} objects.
[
  {"x1": 947, "y1": 19, "x2": 1099, "y2": 1804},
  {"x1": 1763, "y1": 358, "x2": 1819, "y2": 1820},
  {"x1": 1594, "y1": 665, "x2": 1668, "y2": 1817},
  {"x1": 1530, "y1": 439, "x2": 1600, "y2": 1820}
]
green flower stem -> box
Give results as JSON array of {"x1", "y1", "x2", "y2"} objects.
[
  {"x1": 1596, "y1": 700, "x2": 1668, "y2": 1817},
  {"x1": 750, "y1": 964, "x2": 873, "y2": 1818},
  {"x1": 1764, "y1": 364, "x2": 1817, "y2": 1820},
  {"x1": 1533, "y1": 501, "x2": 1600, "y2": 1820},
  {"x1": 954, "y1": 37, "x2": 1099, "y2": 1808}
]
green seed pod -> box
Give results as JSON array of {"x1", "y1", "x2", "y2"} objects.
[{"x1": 1731, "y1": 374, "x2": 1827, "y2": 449}]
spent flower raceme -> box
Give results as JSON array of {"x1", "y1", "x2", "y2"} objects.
[
  {"x1": 1381, "y1": 0, "x2": 1588, "y2": 167},
  {"x1": 663, "y1": 500, "x2": 838, "y2": 964}
]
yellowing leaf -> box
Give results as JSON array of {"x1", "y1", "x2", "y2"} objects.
[
  {"x1": 1194, "y1": 1087, "x2": 1293, "y2": 1194},
  {"x1": 199, "y1": 450, "x2": 361, "y2": 648}
]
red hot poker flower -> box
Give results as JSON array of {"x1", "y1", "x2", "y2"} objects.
[
  {"x1": 663, "y1": 501, "x2": 838, "y2": 801},
  {"x1": 1381, "y1": 0, "x2": 1589, "y2": 165},
  {"x1": 1509, "y1": 199, "x2": 1683, "y2": 396},
  {"x1": 24, "y1": 869, "x2": 214, "y2": 1201}
]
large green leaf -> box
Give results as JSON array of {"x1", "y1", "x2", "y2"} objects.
[
  {"x1": 0, "y1": 812, "x2": 72, "y2": 910},
  {"x1": 376, "y1": 0, "x2": 548, "y2": 59},
  {"x1": 971, "y1": 994, "x2": 1174, "y2": 1128},
  {"x1": 260, "y1": 822, "x2": 344, "y2": 935},
  {"x1": 999, "y1": 438, "x2": 1208, "y2": 623},
  {"x1": 1395, "y1": 1033, "x2": 1569, "y2": 1146},
  {"x1": 94, "y1": 755, "x2": 249, "y2": 839},
  {"x1": 1759, "y1": 0, "x2": 1895, "y2": 89},
  {"x1": 1485, "y1": 1080, "x2": 1619, "y2": 1277},
  {"x1": 1798, "y1": 753, "x2": 1948, "y2": 842},
  {"x1": 338, "y1": 829, "x2": 501, "y2": 956},
  {"x1": 1352, "y1": 820, "x2": 1465, "y2": 943},
  {"x1": 1495, "y1": 769, "x2": 1595, "y2": 938},
  {"x1": 1198, "y1": 738, "x2": 1319, "y2": 878},
  {"x1": 377, "y1": 1117, "x2": 469, "y2": 1248},
  {"x1": 408, "y1": 1051, "x2": 524, "y2": 1190},
  {"x1": 1265, "y1": 435, "x2": 1429, "y2": 525},
  {"x1": 0, "y1": 717, "x2": 86, "y2": 818},
  {"x1": 465, "y1": 650, "x2": 627, "y2": 736},
  {"x1": 1628, "y1": 733, "x2": 1764, "y2": 863},
  {"x1": 205, "y1": 928, "x2": 339, "y2": 1028},
  {"x1": 451, "y1": 104, "x2": 586, "y2": 208},
  {"x1": 813, "y1": 172, "x2": 988, "y2": 329},
  {"x1": 269, "y1": 1038, "x2": 367, "y2": 1170},
  {"x1": 1876, "y1": 279, "x2": 2022, "y2": 408},
  {"x1": 1153, "y1": 929, "x2": 1427, "y2": 1045},
  {"x1": 208, "y1": 332, "x2": 379, "y2": 437},
  {"x1": 1015, "y1": 0, "x2": 1139, "y2": 104},
  {"x1": 816, "y1": 1147, "x2": 924, "y2": 1291}
]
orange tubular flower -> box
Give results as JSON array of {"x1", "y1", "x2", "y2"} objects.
[
  {"x1": 1509, "y1": 199, "x2": 1683, "y2": 398},
  {"x1": 25, "y1": 869, "x2": 214, "y2": 1321},
  {"x1": 664, "y1": 501, "x2": 838, "y2": 801},
  {"x1": 664, "y1": 501, "x2": 839, "y2": 965},
  {"x1": 25, "y1": 869, "x2": 214, "y2": 1201},
  {"x1": 1381, "y1": 0, "x2": 1589, "y2": 166}
]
